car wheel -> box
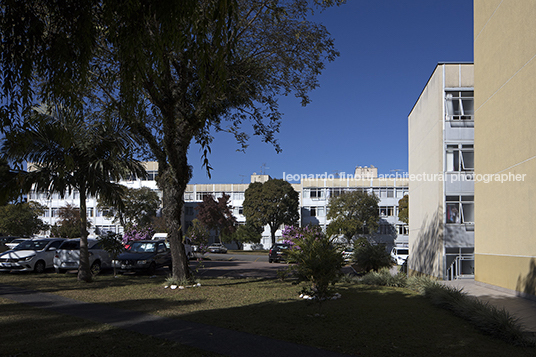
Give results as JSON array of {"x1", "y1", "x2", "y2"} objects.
[
  {"x1": 269, "y1": 258, "x2": 273, "y2": 263},
  {"x1": 34, "y1": 260, "x2": 46, "y2": 274},
  {"x1": 147, "y1": 262, "x2": 156, "y2": 275},
  {"x1": 90, "y1": 261, "x2": 101, "y2": 275}
]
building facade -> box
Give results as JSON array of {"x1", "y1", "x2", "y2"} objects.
[
  {"x1": 29, "y1": 164, "x2": 408, "y2": 250},
  {"x1": 408, "y1": 63, "x2": 475, "y2": 280},
  {"x1": 474, "y1": 1, "x2": 536, "y2": 297}
]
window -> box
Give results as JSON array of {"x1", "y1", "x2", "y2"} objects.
[
  {"x1": 379, "y1": 206, "x2": 394, "y2": 216},
  {"x1": 329, "y1": 188, "x2": 346, "y2": 198},
  {"x1": 396, "y1": 224, "x2": 409, "y2": 235},
  {"x1": 446, "y1": 195, "x2": 474, "y2": 224},
  {"x1": 185, "y1": 206, "x2": 194, "y2": 216},
  {"x1": 144, "y1": 171, "x2": 158, "y2": 181},
  {"x1": 233, "y1": 192, "x2": 245, "y2": 200},
  {"x1": 87, "y1": 207, "x2": 94, "y2": 218},
  {"x1": 184, "y1": 192, "x2": 194, "y2": 201},
  {"x1": 196, "y1": 192, "x2": 212, "y2": 201},
  {"x1": 446, "y1": 144, "x2": 474, "y2": 172},
  {"x1": 307, "y1": 188, "x2": 324, "y2": 199},
  {"x1": 305, "y1": 206, "x2": 324, "y2": 217},
  {"x1": 445, "y1": 91, "x2": 474, "y2": 120}
]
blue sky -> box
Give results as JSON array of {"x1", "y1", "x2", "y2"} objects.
[{"x1": 188, "y1": 0, "x2": 474, "y2": 184}]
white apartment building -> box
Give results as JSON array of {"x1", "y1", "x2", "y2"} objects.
[{"x1": 30, "y1": 164, "x2": 408, "y2": 250}]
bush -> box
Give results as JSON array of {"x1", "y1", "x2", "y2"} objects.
[
  {"x1": 283, "y1": 225, "x2": 345, "y2": 299},
  {"x1": 360, "y1": 268, "x2": 407, "y2": 287},
  {"x1": 358, "y1": 273, "x2": 535, "y2": 346},
  {"x1": 352, "y1": 238, "x2": 393, "y2": 272}
]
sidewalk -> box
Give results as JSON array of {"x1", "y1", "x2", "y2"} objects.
[
  {"x1": 0, "y1": 283, "x2": 352, "y2": 357},
  {"x1": 441, "y1": 279, "x2": 536, "y2": 334}
]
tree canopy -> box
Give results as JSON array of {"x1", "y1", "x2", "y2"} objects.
[
  {"x1": 1, "y1": 0, "x2": 343, "y2": 281},
  {"x1": 98, "y1": 187, "x2": 161, "y2": 229},
  {"x1": 195, "y1": 194, "x2": 236, "y2": 242},
  {"x1": 50, "y1": 203, "x2": 87, "y2": 238},
  {"x1": 243, "y1": 179, "x2": 299, "y2": 245},
  {"x1": 0, "y1": 202, "x2": 48, "y2": 236},
  {"x1": 0, "y1": 103, "x2": 145, "y2": 282},
  {"x1": 398, "y1": 194, "x2": 408, "y2": 224},
  {"x1": 326, "y1": 190, "x2": 380, "y2": 242}
]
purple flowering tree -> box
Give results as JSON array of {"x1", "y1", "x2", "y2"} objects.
[{"x1": 122, "y1": 225, "x2": 155, "y2": 245}]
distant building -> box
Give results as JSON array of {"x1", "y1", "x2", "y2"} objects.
[
  {"x1": 408, "y1": 63, "x2": 474, "y2": 280},
  {"x1": 29, "y1": 164, "x2": 408, "y2": 250}
]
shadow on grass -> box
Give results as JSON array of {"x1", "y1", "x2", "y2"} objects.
[{"x1": 0, "y1": 298, "x2": 221, "y2": 357}]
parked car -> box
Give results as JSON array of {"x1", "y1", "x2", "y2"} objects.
[
  {"x1": 152, "y1": 233, "x2": 193, "y2": 259},
  {"x1": 268, "y1": 243, "x2": 290, "y2": 263},
  {"x1": 391, "y1": 246, "x2": 409, "y2": 265},
  {"x1": 0, "y1": 238, "x2": 65, "y2": 273},
  {"x1": 112, "y1": 240, "x2": 171, "y2": 274},
  {"x1": 207, "y1": 243, "x2": 228, "y2": 254},
  {"x1": 5, "y1": 238, "x2": 29, "y2": 250},
  {"x1": 54, "y1": 238, "x2": 113, "y2": 274},
  {"x1": 341, "y1": 247, "x2": 354, "y2": 263}
]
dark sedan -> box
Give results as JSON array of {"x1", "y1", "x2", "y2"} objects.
[{"x1": 112, "y1": 240, "x2": 171, "y2": 275}]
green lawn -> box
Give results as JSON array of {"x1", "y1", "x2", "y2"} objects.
[{"x1": 0, "y1": 272, "x2": 534, "y2": 356}]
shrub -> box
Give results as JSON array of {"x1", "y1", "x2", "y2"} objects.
[
  {"x1": 360, "y1": 268, "x2": 407, "y2": 287},
  {"x1": 283, "y1": 225, "x2": 345, "y2": 299},
  {"x1": 352, "y1": 239, "x2": 393, "y2": 272}
]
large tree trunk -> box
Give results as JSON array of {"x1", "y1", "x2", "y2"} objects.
[
  {"x1": 78, "y1": 184, "x2": 92, "y2": 282},
  {"x1": 160, "y1": 167, "x2": 190, "y2": 281}
]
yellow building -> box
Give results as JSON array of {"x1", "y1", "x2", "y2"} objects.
[{"x1": 474, "y1": 1, "x2": 536, "y2": 297}]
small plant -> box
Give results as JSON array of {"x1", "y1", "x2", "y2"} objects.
[
  {"x1": 97, "y1": 232, "x2": 125, "y2": 277},
  {"x1": 360, "y1": 268, "x2": 407, "y2": 287},
  {"x1": 283, "y1": 225, "x2": 345, "y2": 300},
  {"x1": 352, "y1": 238, "x2": 393, "y2": 272}
]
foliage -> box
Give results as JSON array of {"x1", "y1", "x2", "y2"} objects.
[
  {"x1": 0, "y1": 0, "x2": 342, "y2": 282},
  {"x1": 0, "y1": 201, "x2": 48, "y2": 236},
  {"x1": 122, "y1": 225, "x2": 155, "y2": 244},
  {"x1": 326, "y1": 190, "x2": 380, "y2": 241},
  {"x1": 97, "y1": 232, "x2": 125, "y2": 277},
  {"x1": 225, "y1": 223, "x2": 262, "y2": 250},
  {"x1": 186, "y1": 219, "x2": 210, "y2": 255},
  {"x1": 243, "y1": 179, "x2": 300, "y2": 245},
  {"x1": 352, "y1": 238, "x2": 393, "y2": 273},
  {"x1": 98, "y1": 187, "x2": 161, "y2": 229},
  {"x1": 398, "y1": 194, "x2": 408, "y2": 224},
  {"x1": 195, "y1": 194, "x2": 236, "y2": 242},
  {"x1": 49, "y1": 204, "x2": 89, "y2": 238},
  {"x1": 359, "y1": 267, "x2": 407, "y2": 287},
  {"x1": 0, "y1": 158, "x2": 20, "y2": 205},
  {"x1": 283, "y1": 225, "x2": 344, "y2": 300},
  {"x1": 0, "y1": 103, "x2": 145, "y2": 282}
]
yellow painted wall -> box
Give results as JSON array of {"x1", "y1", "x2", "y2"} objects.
[{"x1": 474, "y1": 0, "x2": 536, "y2": 295}]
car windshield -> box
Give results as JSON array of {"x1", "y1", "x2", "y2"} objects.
[
  {"x1": 59, "y1": 241, "x2": 80, "y2": 250},
  {"x1": 14, "y1": 240, "x2": 48, "y2": 251},
  {"x1": 128, "y1": 242, "x2": 156, "y2": 253}
]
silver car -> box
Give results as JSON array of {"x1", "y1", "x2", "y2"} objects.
[
  {"x1": 0, "y1": 238, "x2": 65, "y2": 273},
  {"x1": 54, "y1": 239, "x2": 113, "y2": 274}
]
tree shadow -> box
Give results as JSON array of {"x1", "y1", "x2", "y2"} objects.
[
  {"x1": 516, "y1": 258, "x2": 536, "y2": 300},
  {"x1": 409, "y1": 208, "x2": 443, "y2": 277}
]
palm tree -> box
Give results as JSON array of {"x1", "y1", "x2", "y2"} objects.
[{"x1": 1, "y1": 103, "x2": 145, "y2": 282}]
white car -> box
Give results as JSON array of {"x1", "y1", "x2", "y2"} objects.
[
  {"x1": 54, "y1": 238, "x2": 113, "y2": 274},
  {"x1": 5, "y1": 238, "x2": 29, "y2": 250},
  {"x1": 0, "y1": 238, "x2": 65, "y2": 273},
  {"x1": 391, "y1": 246, "x2": 409, "y2": 265}
]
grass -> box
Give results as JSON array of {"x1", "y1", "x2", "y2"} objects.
[
  {"x1": 0, "y1": 297, "x2": 222, "y2": 357},
  {"x1": 1, "y1": 271, "x2": 535, "y2": 356}
]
